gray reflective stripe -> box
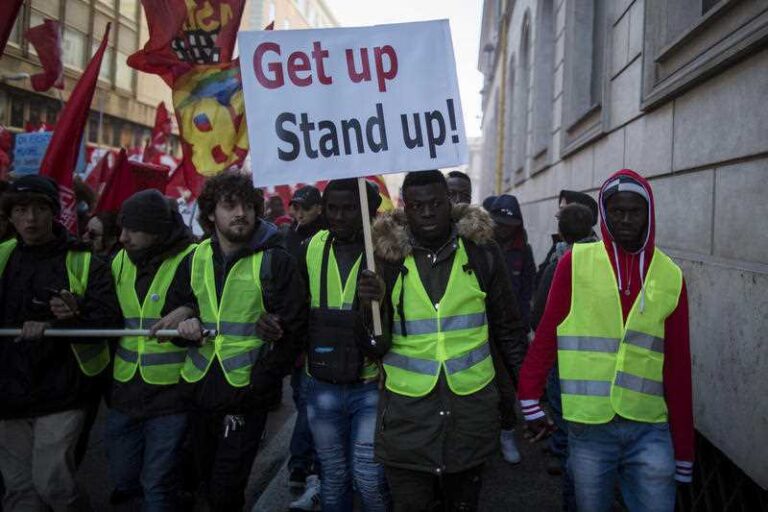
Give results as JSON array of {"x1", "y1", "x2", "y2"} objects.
[
  {"x1": 393, "y1": 313, "x2": 487, "y2": 336},
  {"x1": 615, "y1": 371, "x2": 664, "y2": 397},
  {"x1": 76, "y1": 343, "x2": 105, "y2": 363},
  {"x1": 624, "y1": 331, "x2": 664, "y2": 353},
  {"x1": 221, "y1": 346, "x2": 266, "y2": 372},
  {"x1": 444, "y1": 342, "x2": 491, "y2": 374},
  {"x1": 441, "y1": 312, "x2": 487, "y2": 332},
  {"x1": 141, "y1": 351, "x2": 187, "y2": 366},
  {"x1": 203, "y1": 322, "x2": 217, "y2": 332},
  {"x1": 116, "y1": 346, "x2": 138, "y2": 363},
  {"x1": 560, "y1": 379, "x2": 612, "y2": 397},
  {"x1": 123, "y1": 317, "x2": 161, "y2": 329},
  {"x1": 393, "y1": 318, "x2": 437, "y2": 336},
  {"x1": 342, "y1": 302, "x2": 354, "y2": 311},
  {"x1": 187, "y1": 348, "x2": 209, "y2": 372},
  {"x1": 383, "y1": 352, "x2": 440, "y2": 375},
  {"x1": 558, "y1": 336, "x2": 619, "y2": 353},
  {"x1": 216, "y1": 321, "x2": 258, "y2": 337}
]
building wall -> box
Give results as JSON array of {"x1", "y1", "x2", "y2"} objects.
[
  {"x1": 479, "y1": 0, "x2": 768, "y2": 489},
  {"x1": 243, "y1": 0, "x2": 339, "y2": 31},
  {"x1": 0, "y1": 0, "x2": 173, "y2": 150}
]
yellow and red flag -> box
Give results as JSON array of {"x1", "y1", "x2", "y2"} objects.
[{"x1": 128, "y1": 0, "x2": 248, "y2": 199}]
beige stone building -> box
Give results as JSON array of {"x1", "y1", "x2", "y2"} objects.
[
  {"x1": 0, "y1": 0, "x2": 175, "y2": 152},
  {"x1": 478, "y1": 0, "x2": 768, "y2": 498}
]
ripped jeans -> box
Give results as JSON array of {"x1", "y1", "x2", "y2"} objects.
[{"x1": 307, "y1": 377, "x2": 390, "y2": 512}]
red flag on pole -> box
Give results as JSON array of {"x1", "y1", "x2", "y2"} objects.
[
  {"x1": 26, "y1": 19, "x2": 63, "y2": 91},
  {"x1": 96, "y1": 149, "x2": 170, "y2": 213},
  {"x1": 39, "y1": 23, "x2": 111, "y2": 234},
  {"x1": 143, "y1": 101, "x2": 172, "y2": 162},
  {"x1": 0, "y1": 0, "x2": 24, "y2": 56}
]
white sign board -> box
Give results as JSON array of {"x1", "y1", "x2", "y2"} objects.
[{"x1": 238, "y1": 20, "x2": 468, "y2": 187}]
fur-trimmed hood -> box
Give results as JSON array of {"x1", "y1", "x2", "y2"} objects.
[{"x1": 373, "y1": 203, "x2": 495, "y2": 263}]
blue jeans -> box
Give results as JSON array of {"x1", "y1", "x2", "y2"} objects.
[
  {"x1": 547, "y1": 367, "x2": 576, "y2": 512},
  {"x1": 568, "y1": 417, "x2": 676, "y2": 512},
  {"x1": 307, "y1": 378, "x2": 390, "y2": 512},
  {"x1": 290, "y1": 368, "x2": 317, "y2": 473},
  {"x1": 106, "y1": 409, "x2": 188, "y2": 511}
]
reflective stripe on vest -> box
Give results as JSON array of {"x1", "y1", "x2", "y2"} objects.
[
  {"x1": 0, "y1": 239, "x2": 109, "y2": 377},
  {"x1": 182, "y1": 240, "x2": 268, "y2": 387},
  {"x1": 556, "y1": 242, "x2": 682, "y2": 424},
  {"x1": 306, "y1": 231, "x2": 378, "y2": 381},
  {"x1": 385, "y1": 239, "x2": 494, "y2": 397},
  {"x1": 112, "y1": 246, "x2": 194, "y2": 385}
]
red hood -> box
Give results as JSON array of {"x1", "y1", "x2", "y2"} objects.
[{"x1": 598, "y1": 169, "x2": 656, "y2": 300}]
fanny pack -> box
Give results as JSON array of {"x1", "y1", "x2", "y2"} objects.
[{"x1": 307, "y1": 237, "x2": 368, "y2": 384}]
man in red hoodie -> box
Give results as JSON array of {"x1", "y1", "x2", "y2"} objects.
[{"x1": 518, "y1": 169, "x2": 694, "y2": 511}]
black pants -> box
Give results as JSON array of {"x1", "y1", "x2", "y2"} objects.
[
  {"x1": 492, "y1": 353, "x2": 518, "y2": 430},
  {"x1": 191, "y1": 409, "x2": 267, "y2": 511},
  {"x1": 385, "y1": 465, "x2": 484, "y2": 512}
]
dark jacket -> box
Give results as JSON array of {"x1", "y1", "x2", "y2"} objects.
[
  {"x1": 108, "y1": 216, "x2": 196, "y2": 419},
  {"x1": 282, "y1": 216, "x2": 326, "y2": 260},
  {"x1": 0, "y1": 225, "x2": 121, "y2": 419},
  {"x1": 166, "y1": 220, "x2": 307, "y2": 414},
  {"x1": 499, "y1": 232, "x2": 536, "y2": 331},
  {"x1": 371, "y1": 204, "x2": 529, "y2": 474}
]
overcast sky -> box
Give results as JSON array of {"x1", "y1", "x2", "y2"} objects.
[{"x1": 323, "y1": 0, "x2": 484, "y2": 138}]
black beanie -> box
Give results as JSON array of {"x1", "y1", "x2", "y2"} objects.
[
  {"x1": 119, "y1": 189, "x2": 173, "y2": 235},
  {"x1": 8, "y1": 175, "x2": 61, "y2": 214}
]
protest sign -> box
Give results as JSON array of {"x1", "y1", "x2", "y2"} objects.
[
  {"x1": 238, "y1": 20, "x2": 468, "y2": 187},
  {"x1": 13, "y1": 132, "x2": 86, "y2": 176}
]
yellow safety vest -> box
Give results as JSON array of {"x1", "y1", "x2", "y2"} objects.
[
  {"x1": 384, "y1": 239, "x2": 494, "y2": 397},
  {"x1": 112, "y1": 245, "x2": 195, "y2": 385},
  {"x1": 181, "y1": 239, "x2": 269, "y2": 387},
  {"x1": 306, "y1": 230, "x2": 378, "y2": 380},
  {"x1": 556, "y1": 241, "x2": 682, "y2": 424},
  {"x1": 0, "y1": 238, "x2": 110, "y2": 376}
]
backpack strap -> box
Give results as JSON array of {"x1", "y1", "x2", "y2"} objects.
[{"x1": 462, "y1": 238, "x2": 491, "y2": 294}]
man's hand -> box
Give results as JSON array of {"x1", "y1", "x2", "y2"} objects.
[
  {"x1": 523, "y1": 415, "x2": 554, "y2": 443},
  {"x1": 177, "y1": 318, "x2": 205, "y2": 343},
  {"x1": 17, "y1": 321, "x2": 48, "y2": 342},
  {"x1": 50, "y1": 290, "x2": 79, "y2": 320},
  {"x1": 256, "y1": 313, "x2": 283, "y2": 342},
  {"x1": 149, "y1": 306, "x2": 195, "y2": 341},
  {"x1": 358, "y1": 269, "x2": 385, "y2": 305}
]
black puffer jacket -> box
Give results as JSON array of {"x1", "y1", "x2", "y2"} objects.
[
  {"x1": 0, "y1": 225, "x2": 121, "y2": 419},
  {"x1": 107, "y1": 215, "x2": 196, "y2": 419}
]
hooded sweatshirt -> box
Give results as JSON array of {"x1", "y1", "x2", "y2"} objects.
[{"x1": 517, "y1": 169, "x2": 694, "y2": 482}]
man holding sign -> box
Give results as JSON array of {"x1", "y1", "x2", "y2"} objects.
[{"x1": 372, "y1": 171, "x2": 529, "y2": 511}]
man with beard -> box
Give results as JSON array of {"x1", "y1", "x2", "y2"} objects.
[
  {"x1": 153, "y1": 172, "x2": 306, "y2": 511},
  {"x1": 520, "y1": 170, "x2": 694, "y2": 511},
  {"x1": 372, "y1": 170, "x2": 528, "y2": 511},
  {"x1": 105, "y1": 189, "x2": 196, "y2": 510},
  {"x1": 0, "y1": 175, "x2": 119, "y2": 511}
]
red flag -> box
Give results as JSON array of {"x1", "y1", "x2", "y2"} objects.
[
  {"x1": 96, "y1": 149, "x2": 169, "y2": 213},
  {"x1": 84, "y1": 151, "x2": 115, "y2": 198},
  {"x1": 39, "y1": 23, "x2": 111, "y2": 233},
  {"x1": 128, "y1": 0, "x2": 245, "y2": 87},
  {"x1": 26, "y1": 19, "x2": 63, "y2": 91},
  {"x1": 366, "y1": 175, "x2": 394, "y2": 212},
  {"x1": 0, "y1": 0, "x2": 24, "y2": 56},
  {"x1": 0, "y1": 126, "x2": 11, "y2": 180},
  {"x1": 143, "y1": 101, "x2": 172, "y2": 162}
]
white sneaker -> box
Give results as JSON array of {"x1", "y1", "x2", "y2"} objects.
[
  {"x1": 289, "y1": 474, "x2": 321, "y2": 511},
  {"x1": 500, "y1": 429, "x2": 522, "y2": 464}
]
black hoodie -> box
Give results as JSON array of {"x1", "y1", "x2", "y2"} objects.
[
  {"x1": 0, "y1": 224, "x2": 121, "y2": 419},
  {"x1": 107, "y1": 214, "x2": 196, "y2": 419},
  {"x1": 167, "y1": 220, "x2": 307, "y2": 413}
]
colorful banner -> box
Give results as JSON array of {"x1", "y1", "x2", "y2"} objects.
[{"x1": 238, "y1": 20, "x2": 468, "y2": 187}]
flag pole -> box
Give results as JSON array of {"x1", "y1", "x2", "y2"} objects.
[{"x1": 357, "y1": 177, "x2": 382, "y2": 336}]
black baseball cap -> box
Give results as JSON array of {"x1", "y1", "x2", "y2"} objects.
[
  {"x1": 290, "y1": 186, "x2": 321, "y2": 208},
  {"x1": 6, "y1": 175, "x2": 61, "y2": 214},
  {"x1": 488, "y1": 194, "x2": 523, "y2": 226}
]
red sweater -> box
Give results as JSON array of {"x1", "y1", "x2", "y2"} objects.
[{"x1": 519, "y1": 169, "x2": 695, "y2": 483}]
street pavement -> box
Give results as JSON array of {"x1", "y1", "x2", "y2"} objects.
[{"x1": 78, "y1": 378, "x2": 563, "y2": 511}]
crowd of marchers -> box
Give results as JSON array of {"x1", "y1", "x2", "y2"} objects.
[{"x1": 0, "y1": 167, "x2": 693, "y2": 512}]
